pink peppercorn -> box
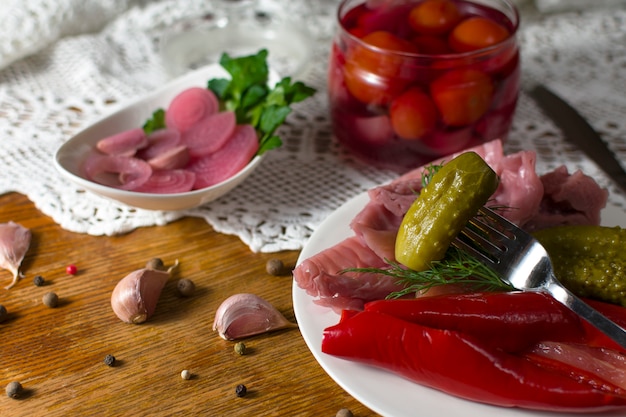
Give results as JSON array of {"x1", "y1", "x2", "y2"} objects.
[{"x1": 66, "y1": 264, "x2": 77, "y2": 275}]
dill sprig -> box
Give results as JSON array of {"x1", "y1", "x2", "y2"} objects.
[
  {"x1": 420, "y1": 163, "x2": 441, "y2": 188},
  {"x1": 343, "y1": 247, "x2": 514, "y2": 299}
]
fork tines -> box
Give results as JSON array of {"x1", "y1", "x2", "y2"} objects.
[{"x1": 452, "y1": 207, "x2": 516, "y2": 265}]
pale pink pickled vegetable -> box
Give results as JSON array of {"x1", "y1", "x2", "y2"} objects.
[
  {"x1": 147, "y1": 145, "x2": 190, "y2": 170},
  {"x1": 85, "y1": 84, "x2": 264, "y2": 194},
  {"x1": 96, "y1": 128, "x2": 148, "y2": 156},
  {"x1": 137, "y1": 129, "x2": 181, "y2": 161},
  {"x1": 530, "y1": 342, "x2": 626, "y2": 391},
  {"x1": 0, "y1": 221, "x2": 31, "y2": 289},
  {"x1": 350, "y1": 114, "x2": 395, "y2": 145},
  {"x1": 181, "y1": 111, "x2": 236, "y2": 158},
  {"x1": 133, "y1": 169, "x2": 196, "y2": 194},
  {"x1": 83, "y1": 154, "x2": 152, "y2": 191},
  {"x1": 165, "y1": 87, "x2": 219, "y2": 133},
  {"x1": 188, "y1": 124, "x2": 259, "y2": 189}
]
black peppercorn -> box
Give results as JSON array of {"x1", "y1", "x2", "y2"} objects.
[
  {"x1": 0, "y1": 304, "x2": 7, "y2": 323},
  {"x1": 5, "y1": 381, "x2": 23, "y2": 399},
  {"x1": 176, "y1": 279, "x2": 196, "y2": 297},
  {"x1": 104, "y1": 354, "x2": 116, "y2": 367},
  {"x1": 33, "y1": 275, "x2": 45, "y2": 286},
  {"x1": 235, "y1": 384, "x2": 247, "y2": 397}
]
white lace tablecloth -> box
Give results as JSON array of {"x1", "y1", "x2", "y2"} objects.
[{"x1": 1, "y1": 0, "x2": 625, "y2": 252}]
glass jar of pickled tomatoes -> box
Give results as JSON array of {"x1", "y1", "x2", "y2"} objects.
[{"x1": 328, "y1": 0, "x2": 520, "y2": 172}]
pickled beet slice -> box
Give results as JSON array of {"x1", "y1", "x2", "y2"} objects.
[
  {"x1": 188, "y1": 124, "x2": 259, "y2": 190},
  {"x1": 133, "y1": 169, "x2": 196, "y2": 194},
  {"x1": 165, "y1": 87, "x2": 219, "y2": 133},
  {"x1": 137, "y1": 128, "x2": 181, "y2": 161},
  {"x1": 96, "y1": 128, "x2": 148, "y2": 157},
  {"x1": 180, "y1": 111, "x2": 236, "y2": 158},
  {"x1": 83, "y1": 154, "x2": 152, "y2": 191}
]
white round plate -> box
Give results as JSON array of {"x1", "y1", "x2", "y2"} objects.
[
  {"x1": 54, "y1": 64, "x2": 265, "y2": 211},
  {"x1": 293, "y1": 191, "x2": 626, "y2": 417}
]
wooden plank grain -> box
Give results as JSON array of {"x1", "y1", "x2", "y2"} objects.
[{"x1": 0, "y1": 193, "x2": 379, "y2": 417}]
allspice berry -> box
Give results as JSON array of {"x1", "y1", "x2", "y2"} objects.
[
  {"x1": 5, "y1": 381, "x2": 23, "y2": 399},
  {"x1": 234, "y1": 342, "x2": 247, "y2": 355},
  {"x1": 176, "y1": 279, "x2": 196, "y2": 297},
  {"x1": 266, "y1": 258, "x2": 286, "y2": 276},
  {"x1": 146, "y1": 258, "x2": 165, "y2": 271},
  {"x1": 42, "y1": 292, "x2": 59, "y2": 308},
  {"x1": 336, "y1": 408, "x2": 354, "y2": 417}
]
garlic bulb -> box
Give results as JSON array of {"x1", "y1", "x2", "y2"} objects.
[
  {"x1": 213, "y1": 293, "x2": 297, "y2": 340},
  {"x1": 110, "y1": 260, "x2": 177, "y2": 324},
  {"x1": 0, "y1": 221, "x2": 31, "y2": 289}
]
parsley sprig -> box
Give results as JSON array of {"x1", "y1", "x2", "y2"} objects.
[{"x1": 208, "y1": 49, "x2": 316, "y2": 154}]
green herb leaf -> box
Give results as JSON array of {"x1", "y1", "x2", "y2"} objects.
[
  {"x1": 258, "y1": 135, "x2": 282, "y2": 154},
  {"x1": 142, "y1": 108, "x2": 166, "y2": 134},
  {"x1": 420, "y1": 163, "x2": 442, "y2": 188},
  {"x1": 259, "y1": 105, "x2": 291, "y2": 137},
  {"x1": 220, "y1": 49, "x2": 270, "y2": 98},
  {"x1": 207, "y1": 78, "x2": 230, "y2": 100}
]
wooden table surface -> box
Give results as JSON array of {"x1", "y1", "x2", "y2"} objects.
[{"x1": 0, "y1": 192, "x2": 378, "y2": 417}]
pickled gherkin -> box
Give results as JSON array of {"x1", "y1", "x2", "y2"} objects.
[
  {"x1": 534, "y1": 225, "x2": 626, "y2": 307},
  {"x1": 395, "y1": 152, "x2": 499, "y2": 271}
]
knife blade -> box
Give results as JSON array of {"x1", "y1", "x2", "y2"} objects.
[{"x1": 528, "y1": 84, "x2": 626, "y2": 194}]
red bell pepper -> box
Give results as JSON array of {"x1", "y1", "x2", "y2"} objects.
[
  {"x1": 322, "y1": 310, "x2": 626, "y2": 412},
  {"x1": 364, "y1": 291, "x2": 587, "y2": 352},
  {"x1": 581, "y1": 298, "x2": 626, "y2": 351}
]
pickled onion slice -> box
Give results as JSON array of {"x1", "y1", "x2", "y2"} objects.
[
  {"x1": 188, "y1": 124, "x2": 259, "y2": 189},
  {"x1": 133, "y1": 169, "x2": 196, "y2": 194},
  {"x1": 147, "y1": 145, "x2": 190, "y2": 170},
  {"x1": 181, "y1": 111, "x2": 236, "y2": 158},
  {"x1": 165, "y1": 87, "x2": 219, "y2": 133},
  {"x1": 530, "y1": 341, "x2": 626, "y2": 391},
  {"x1": 83, "y1": 154, "x2": 152, "y2": 191},
  {"x1": 137, "y1": 129, "x2": 181, "y2": 161},
  {"x1": 96, "y1": 128, "x2": 147, "y2": 156}
]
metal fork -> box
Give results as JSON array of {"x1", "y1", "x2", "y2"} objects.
[{"x1": 451, "y1": 207, "x2": 626, "y2": 350}]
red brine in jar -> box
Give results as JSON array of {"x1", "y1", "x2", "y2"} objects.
[{"x1": 328, "y1": 0, "x2": 520, "y2": 172}]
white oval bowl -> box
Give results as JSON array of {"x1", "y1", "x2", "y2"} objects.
[{"x1": 54, "y1": 64, "x2": 265, "y2": 211}]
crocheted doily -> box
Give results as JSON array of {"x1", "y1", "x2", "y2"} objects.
[{"x1": 1, "y1": 0, "x2": 625, "y2": 252}]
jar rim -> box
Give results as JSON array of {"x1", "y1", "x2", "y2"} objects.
[{"x1": 336, "y1": 0, "x2": 520, "y2": 60}]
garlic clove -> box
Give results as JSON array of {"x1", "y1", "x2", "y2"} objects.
[
  {"x1": 0, "y1": 221, "x2": 32, "y2": 289},
  {"x1": 110, "y1": 268, "x2": 170, "y2": 324},
  {"x1": 213, "y1": 293, "x2": 297, "y2": 340}
]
